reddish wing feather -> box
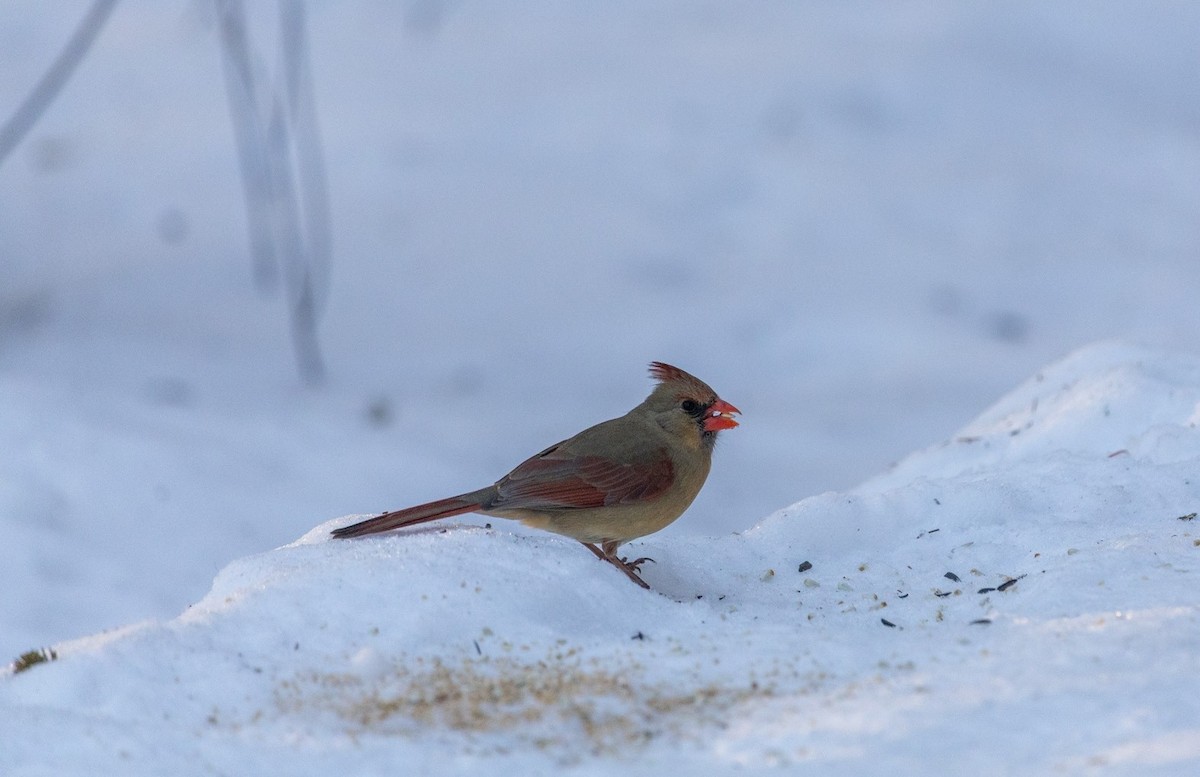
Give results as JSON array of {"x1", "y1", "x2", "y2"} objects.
[{"x1": 492, "y1": 448, "x2": 675, "y2": 511}]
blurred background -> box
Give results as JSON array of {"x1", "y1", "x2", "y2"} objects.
[{"x1": 1, "y1": 1, "x2": 1198, "y2": 657}]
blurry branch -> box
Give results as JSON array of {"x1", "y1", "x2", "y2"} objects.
[
  {"x1": 214, "y1": 1, "x2": 278, "y2": 291},
  {"x1": 0, "y1": 0, "x2": 330, "y2": 385},
  {"x1": 0, "y1": 0, "x2": 118, "y2": 168},
  {"x1": 281, "y1": 1, "x2": 332, "y2": 337},
  {"x1": 217, "y1": 0, "x2": 331, "y2": 385}
]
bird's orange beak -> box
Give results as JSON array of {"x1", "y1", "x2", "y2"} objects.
[{"x1": 703, "y1": 399, "x2": 741, "y2": 431}]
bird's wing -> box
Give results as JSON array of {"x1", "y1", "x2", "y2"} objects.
[{"x1": 491, "y1": 444, "x2": 675, "y2": 511}]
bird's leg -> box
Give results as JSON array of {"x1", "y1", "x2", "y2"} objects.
[
  {"x1": 581, "y1": 541, "x2": 650, "y2": 588},
  {"x1": 609, "y1": 557, "x2": 651, "y2": 589},
  {"x1": 592, "y1": 539, "x2": 654, "y2": 572},
  {"x1": 599, "y1": 540, "x2": 651, "y2": 589}
]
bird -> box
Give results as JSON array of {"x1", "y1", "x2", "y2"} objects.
[{"x1": 331, "y1": 362, "x2": 740, "y2": 588}]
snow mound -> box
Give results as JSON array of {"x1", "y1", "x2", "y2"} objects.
[{"x1": 3, "y1": 342, "x2": 1199, "y2": 775}]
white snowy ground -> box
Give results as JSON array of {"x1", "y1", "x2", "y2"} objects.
[
  {"x1": 2, "y1": 2, "x2": 1200, "y2": 773},
  {"x1": 2, "y1": 341, "x2": 1198, "y2": 775}
]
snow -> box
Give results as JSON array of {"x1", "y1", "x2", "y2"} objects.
[
  {"x1": 3, "y1": 1, "x2": 1200, "y2": 773},
  {"x1": 2, "y1": 341, "x2": 1199, "y2": 774}
]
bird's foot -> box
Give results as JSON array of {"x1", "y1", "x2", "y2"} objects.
[
  {"x1": 609, "y1": 557, "x2": 651, "y2": 589},
  {"x1": 620, "y1": 556, "x2": 656, "y2": 573},
  {"x1": 580, "y1": 542, "x2": 652, "y2": 589}
]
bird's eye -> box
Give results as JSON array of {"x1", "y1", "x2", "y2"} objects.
[{"x1": 680, "y1": 399, "x2": 699, "y2": 414}]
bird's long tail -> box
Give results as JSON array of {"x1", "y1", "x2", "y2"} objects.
[{"x1": 330, "y1": 488, "x2": 493, "y2": 539}]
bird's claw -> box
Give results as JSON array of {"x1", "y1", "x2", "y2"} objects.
[
  {"x1": 615, "y1": 561, "x2": 651, "y2": 589},
  {"x1": 621, "y1": 556, "x2": 656, "y2": 572},
  {"x1": 580, "y1": 542, "x2": 653, "y2": 589}
]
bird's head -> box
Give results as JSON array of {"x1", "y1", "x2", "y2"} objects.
[{"x1": 643, "y1": 361, "x2": 740, "y2": 450}]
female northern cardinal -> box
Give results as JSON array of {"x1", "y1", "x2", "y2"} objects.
[{"x1": 332, "y1": 362, "x2": 739, "y2": 588}]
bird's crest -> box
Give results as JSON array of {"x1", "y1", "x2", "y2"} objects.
[{"x1": 649, "y1": 361, "x2": 715, "y2": 398}]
